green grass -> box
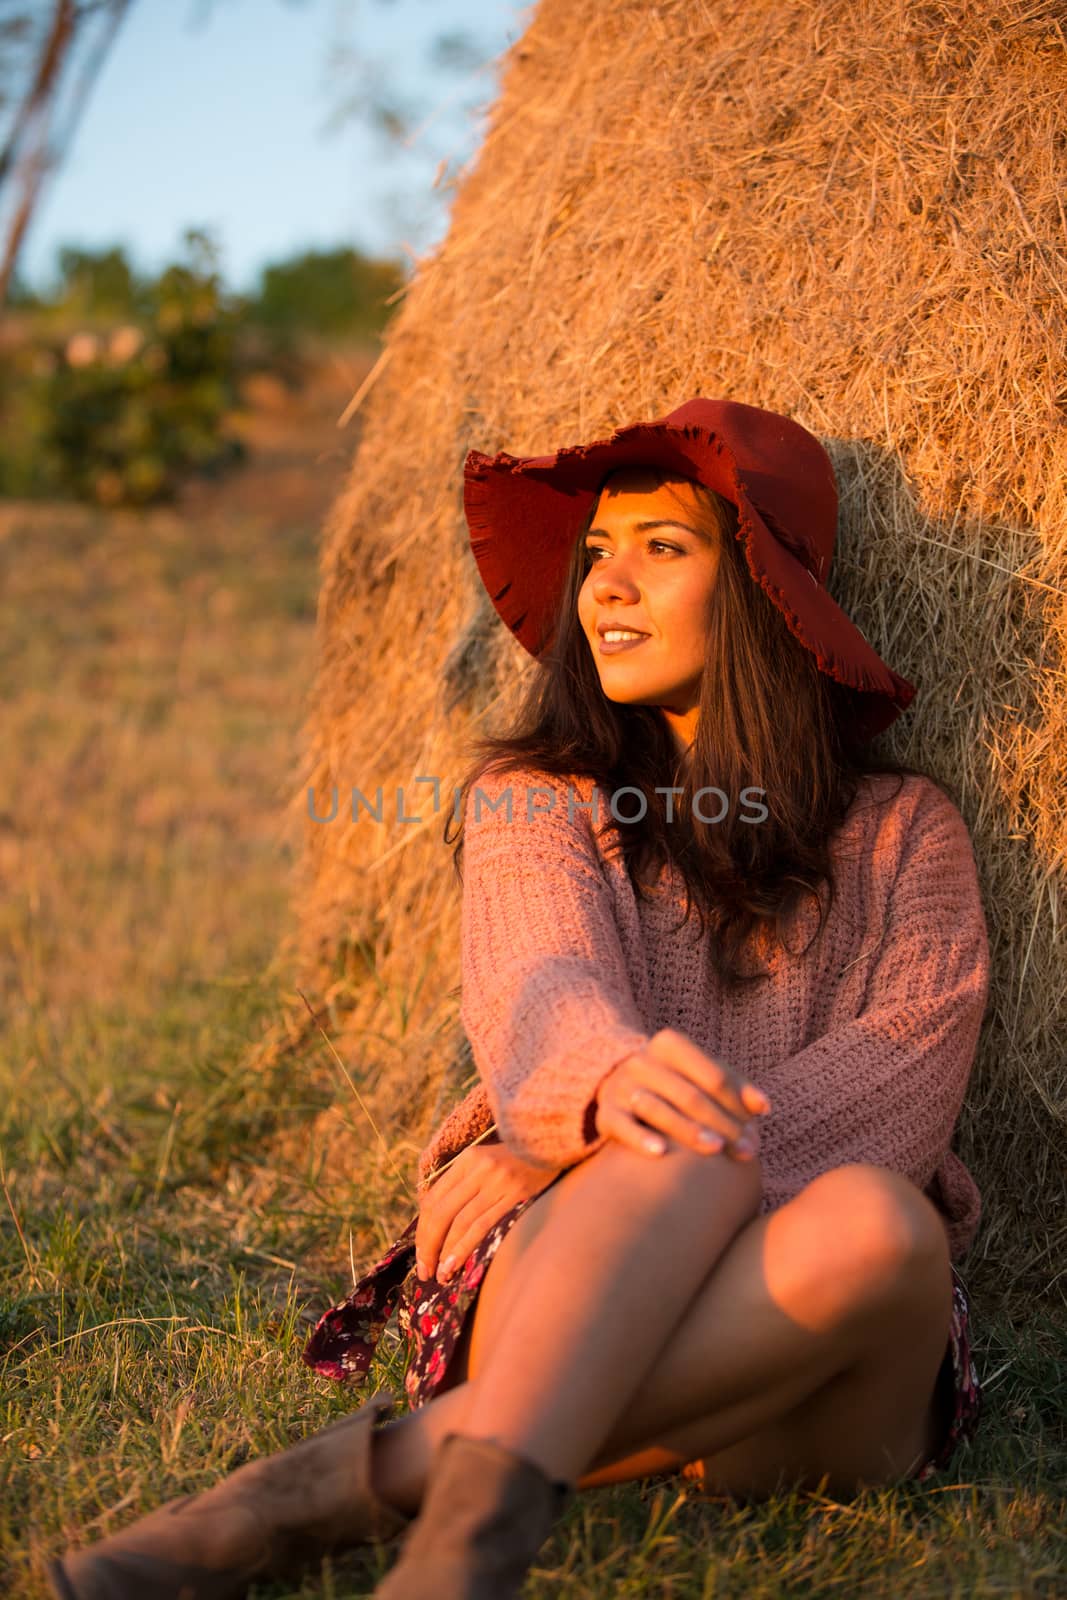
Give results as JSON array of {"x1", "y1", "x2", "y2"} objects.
[{"x1": 1, "y1": 484, "x2": 1065, "y2": 1597}]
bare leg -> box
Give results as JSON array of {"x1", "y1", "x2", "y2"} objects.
[
  {"x1": 370, "y1": 1150, "x2": 952, "y2": 1513},
  {"x1": 454, "y1": 1137, "x2": 764, "y2": 1480},
  {"x1": 371, "y1": 1136, "x2": 758, "y2": 1509},
  {"x1": 576, "y1": 1159, "x2": 953, "y2": 1498}
]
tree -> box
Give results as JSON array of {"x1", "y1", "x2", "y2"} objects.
[{"x1": 0, "y1": 0, "x2": 134, "y2": 309}]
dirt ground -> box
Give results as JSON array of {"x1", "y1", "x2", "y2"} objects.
[{"x1": 179, "y1": 341, "x2": 376, "y2": 530}]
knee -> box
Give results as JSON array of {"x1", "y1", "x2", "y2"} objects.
[
  {"x1": 800, "y1": 1163, "x2": 950, "y2": 1291},
  {"x1": 656, "y1": 1131, "x2": 765, "y2": 1216}
]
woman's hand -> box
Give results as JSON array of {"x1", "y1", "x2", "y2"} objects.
[
  {"x1": 414, "y1": 1140, "x2": 562, "y2": 1285},
  {"x1": 593, "y1": 1027, "x2": 771, "y2": 1160}
]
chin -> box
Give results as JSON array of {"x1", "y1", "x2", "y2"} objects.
[{"x1": 601, "y1": 686, "x2": 664, "y2": 707}]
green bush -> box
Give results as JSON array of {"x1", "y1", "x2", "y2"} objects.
[
  {"x1": 255, "y1": 246, "x2": 404, "y2": 340},
  {"x1": 0, "y1": 231, "x2": 246, "y2": 506},
  {"x1": 0, "y1": 231, "x2": 406, "y2": 505}
]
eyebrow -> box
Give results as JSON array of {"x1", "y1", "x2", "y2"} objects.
[{"x1": 584, "y1": 518, "x2": 712, "y2": 543}]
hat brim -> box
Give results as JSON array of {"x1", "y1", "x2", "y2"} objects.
[
  {"x1": 733, "y1": 472, "x2": 917, "y2": 739},
  {"x1": 464, "y1": 419, "x2": 915, "y2": 740}
]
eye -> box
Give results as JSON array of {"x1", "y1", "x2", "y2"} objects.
[{"x1": 583, "y1": 539, "x2": 683, "y2": 565}]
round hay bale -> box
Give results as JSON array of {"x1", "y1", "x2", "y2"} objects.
[{"x1": 280, "y1": 0, "x2": 1067, "y2": 1310}]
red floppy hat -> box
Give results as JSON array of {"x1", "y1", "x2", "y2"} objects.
[{"x1": 463, "y1": 397, "x2": 917, "y2": 741}]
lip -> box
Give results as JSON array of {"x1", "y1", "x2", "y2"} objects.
[
  {"x1": 596, "y1": 620, "x2": 650, "y2": 638},
  {"x1": 598, "y1": 632, "x2": 651, "y2": 655}
]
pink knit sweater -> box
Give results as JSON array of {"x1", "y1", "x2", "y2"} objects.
[{"x1": 417, "y1": 763, "x2": 990, "y2": 1261}]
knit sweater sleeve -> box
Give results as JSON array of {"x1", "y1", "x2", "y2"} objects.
[
  {"x1": 756, "y1": 781, "x2": 990, "y2": 1241},
  {"x1": 458, "y1": 765, "x2": 654, "y2": 1170}
]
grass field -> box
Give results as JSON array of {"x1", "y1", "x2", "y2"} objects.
[{"x1": 1, "y1": 363, "x2": 1064, "y2": 1597}]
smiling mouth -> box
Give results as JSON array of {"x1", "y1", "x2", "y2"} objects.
[{"x1": 598, "y1": 632, "x2": 651, "y2": 654}]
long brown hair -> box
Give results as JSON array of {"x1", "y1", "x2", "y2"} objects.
[{"x1": 446, "y1": 468, "x2": 944, "y2": 991}]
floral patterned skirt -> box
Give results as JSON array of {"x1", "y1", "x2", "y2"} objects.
[
  {"x1": 911, "y1": 1265, "x2": 983, "y2": 1482},
  {"x1": 302, "y1": 1174, "x2": 982, "y2": 1486}
]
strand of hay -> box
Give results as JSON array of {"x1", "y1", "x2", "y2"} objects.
[{"x1": 269, "y1": 0, "x2": 1066, "y2": 1309}]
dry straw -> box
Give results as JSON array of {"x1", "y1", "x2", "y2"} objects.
[{"x1": 266, "y1": 0, "x2": 1067, "y2": 1312}]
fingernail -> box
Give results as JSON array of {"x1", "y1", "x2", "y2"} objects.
[
  {"x1": 645, "y1": 1137, "x2": 666, "y2": 1155},
  {"x1": 416, "y1": 1257, "x2": 426, "y2": 1278},
  {"x1": 697, "y1": 1130, "x2": 722, "y2": 1151},
  {"x1": 737, "y1": 1132, "x2": 757, "y2": 1156},
  {"x1": 743, "y1": 1086, "x2": 771, "y2": 1114},
  {"x1": 440, "y1": 1255, "x2": 455, "y2": 1280}
]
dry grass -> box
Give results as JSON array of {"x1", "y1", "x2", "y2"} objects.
[{"x1": 289, "y1": 0, "x2": 1067, "y2": 1321}]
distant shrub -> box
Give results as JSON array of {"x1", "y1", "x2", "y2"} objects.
[
  {"x1": 0, "y1": 231, "x2": 246, "y2": 505},
  {"x1": 254, "y1": 247, "x2": 405, "y2": 340},
  {"x1": 55, "y1": 244, "x2": 148, "y2": 320},
  {"x1": 0, "y1": 232, "x2": 406, "y2": 504}
]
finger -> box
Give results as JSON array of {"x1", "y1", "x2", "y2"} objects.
[
  {"x1": 622, "y1": 1065, "x2": 753, "y2": 1149},
  {"x1": 627, "y1": 1083, "x2": 759, "y2": 1156},
  {"x1": 436, "y1": 1161, "x2": 543, "y2": 1282},
  {"x1": 599, "y1": 1097, "x2": 672, "y2": 1157},
  {"x1": 646, "y1": 1029, "x2": 770, "y2": 1122},
  {"x1": 414, "y1": 1217, "x2": 442, "y2": 1281},
  {"x1": 435, "y1": 1196, "x2": 496, "y2": 1282},
  {"x1": 416, "y1": 1192, "x2": 467, "y2": 1280},
  {"x1": 643, "y1": 1030, "x2": 752, "y2": 1120}
]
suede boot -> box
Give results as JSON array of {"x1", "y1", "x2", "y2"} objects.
[
  {"x1": 374, "y1": 1430, "x2": 575, "y2": 1600},
  {"x1": 47, "y1": 1388, "x2": 414, "y2": 1600}
]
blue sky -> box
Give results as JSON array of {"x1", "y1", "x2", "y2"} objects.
[{"x1": 18, "y1": 0, "x2": 528, "y2": 296}]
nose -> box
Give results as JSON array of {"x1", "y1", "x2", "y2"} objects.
[{"x1": 591, "y1": 551, "x2": 641, "y2": 603}]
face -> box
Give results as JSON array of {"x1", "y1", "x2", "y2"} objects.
[{"x1": 576, "y1": 468, "x2": 722, "y2": 760}]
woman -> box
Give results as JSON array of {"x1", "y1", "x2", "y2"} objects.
[{"x1": 49, "y1": 398, "x2": 989, "y2": 1600}]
